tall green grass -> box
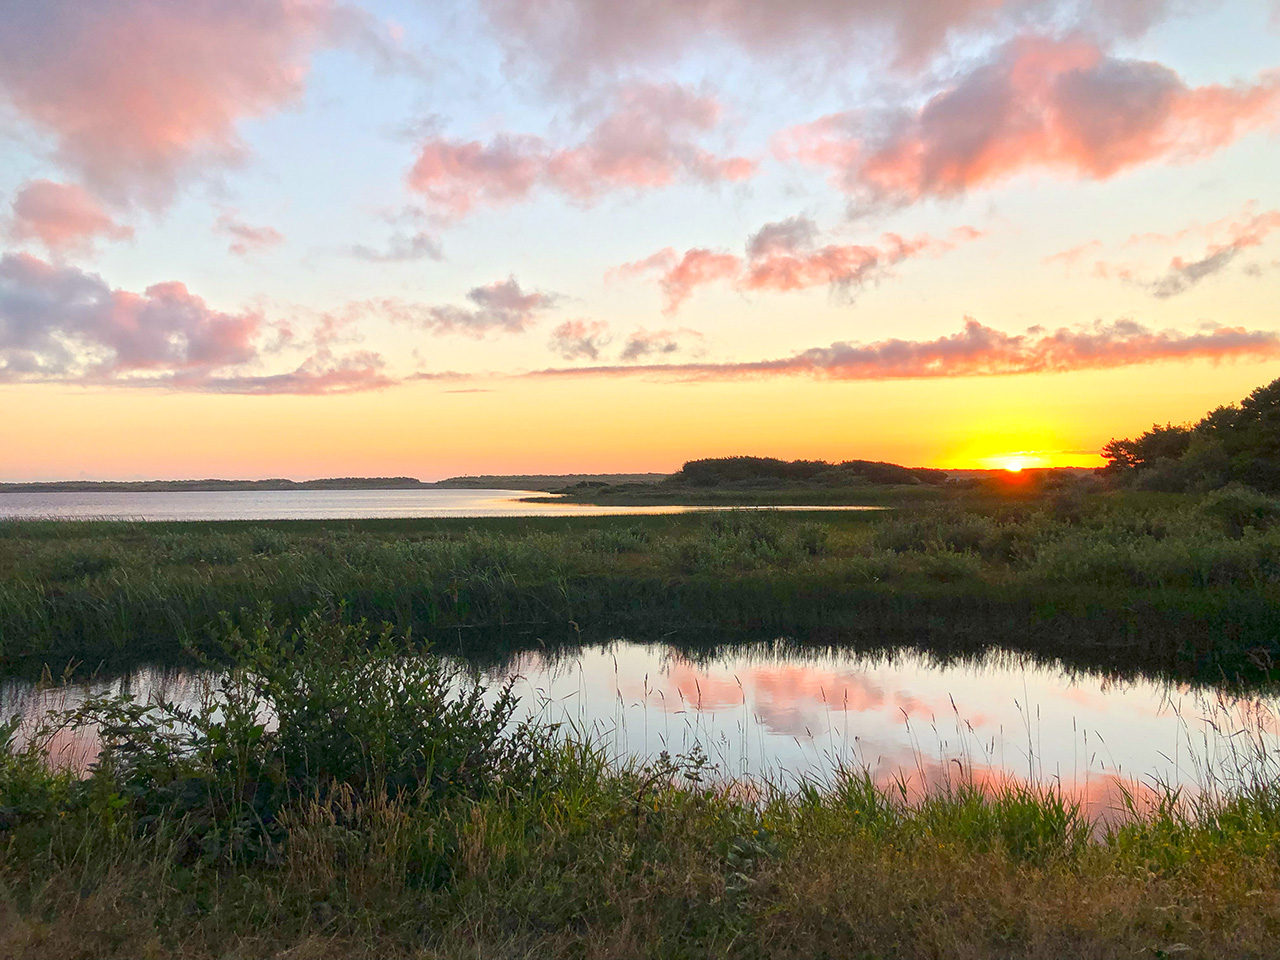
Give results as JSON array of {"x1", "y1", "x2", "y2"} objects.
[{"x1": 3, "y1": 493, "x2": 1280, "y2": 682}]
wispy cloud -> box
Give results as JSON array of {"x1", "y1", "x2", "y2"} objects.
[
  {"x1": 1146, "y1": 209, "x2": 1280, "y2": 297},
  {"x1": 348, "y1": 206, "x2": 443, "y2": 263},
  {"x1": 1046, "y1": 204, "x2": 1280, "y2": 296},
  {"x1": 523, "y1": 318, "x2": 1280, "y2": 382},
  {"x1": 162, "y1": 350, "x2": 395, "y2": 395},
  {"x1": 357, "y1": 276, "x2": 562, "y2": 337},
  {"x1": 350, "y1": 232, "x2": 442, "y2": 263},
  {"x1": 215, "y1": 214, "x2": 284, "y2": 257}
]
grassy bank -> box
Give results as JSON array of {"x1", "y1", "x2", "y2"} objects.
[
  {"x1": 4, "y1": 616, "x2": 1280, "y2": 959},
  {"x1": 529, "y1": 482, "x2": 946, "y2": 506},
  {"x1": 4, "y1": 488, "x2": 1280, "y2": 682}
]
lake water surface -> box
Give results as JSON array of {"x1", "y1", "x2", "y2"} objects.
[
  {"x1": 0, "y1": 489, "x2": 881, "y2": 521},
  {"x1": 7, "y1": 641, "x2": 1274, "y2": 817}
]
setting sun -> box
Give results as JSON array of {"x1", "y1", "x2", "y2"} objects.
[{"x1": 978, "y1": 452, "x2": 1053, "y2": 473}]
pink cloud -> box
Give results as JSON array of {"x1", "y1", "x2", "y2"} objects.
[
  {"x1": 655, "y1": 249, "x2": 744, "y2": 314},
  {"x1": 549, "y1": 319, "x2": 610, "y2": 360},
  {"x1": 407, "y1": 135, "x2": 547, "y2": 218},
  {"x1": 7, "y1": 179, "x2": 133, "y2": 253},
  {"x1": 173, "y1": 349, "x2": 395, "y2": 395},
  {"x1": 0, "y1": 1, "x2": 403, "y2": 207},
  {"x1": 1147, "y1": 208, "x2": 1280, "y2": 296},
  {"x1": 616, "y1": 217, "x2": 978, "y2": 313},
  {"x1": 0, "y1": 252, "x2": 390, "y2": 394},
  {"x1": 215, "y1": 214, "x2": 285, "y2": 257},
  {"x1": 0, "y1": 253, "x2": 257, "y2": 379},
  {"x1": 542, "y1": 84, "x2": 756, "y2": 201},
  {"x1": 742, "y1": 232, "x2": 942, "y2": 294},
  {"x1": 1042, "y1": 239, "x2": 1105, "y2": 269},
  {"x1": 526, "y1": 317, "x2": 1280, "y2": 382},
  {"x1": 607, "y1": 247, "x2": 680, "y2": 283},
  {"x1": 776, "y1": 37, "x2": 1280, "y2": 210},
  {"x1": 479, "y1": 0, "x2": 1181, "y2": 86},
  {"x1": 1047, "y1": 205, "x2": 1280, "y2": 296},
  {"x1": 407, "y1": 83, "x2": 754, "y2": 217}
]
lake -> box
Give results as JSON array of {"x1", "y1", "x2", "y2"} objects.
[
  {"x1": 0, "y1": 489, "x2": 882, "y2": 521},
  {"x1": 7, "y1": 640, "x2": 1274, "y2": 818}
]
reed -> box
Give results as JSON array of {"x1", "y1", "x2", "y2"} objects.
[{"x1": 4, "y1": 494, "x2": 1280, "y2": 683}]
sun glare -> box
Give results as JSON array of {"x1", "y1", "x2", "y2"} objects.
[{"x1": 979, "y1": 452, "x2": 1049, "y2": 473}]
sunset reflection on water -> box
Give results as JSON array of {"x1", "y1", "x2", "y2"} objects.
[
  {"x1": 5, "y1": 641, "x2": 1277, "y2": 822},
  {"x1": 491, "y1": 642, "x2": 1280, "y2": 818}
]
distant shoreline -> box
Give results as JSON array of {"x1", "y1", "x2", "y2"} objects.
[
  {"x1": 0, "y1": 467, "x2": 1095, "y2": 494},
  {"x1": 0, "y1": 474, "x2": 669, "y2": 493},
  {"x1": 0, "y1": 478, "x2": 432, "y2": 493}
]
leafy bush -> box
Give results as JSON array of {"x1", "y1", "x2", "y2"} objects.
[
  {"x1": 1197, "y1": 485, "x2": 1280, "y2": 538},
  {"x1": 66, "y1": 611, "x2": 548, "y2": 864},
  {"x1": 0, "y1": 716, "x2": 78, "y2": 831}
]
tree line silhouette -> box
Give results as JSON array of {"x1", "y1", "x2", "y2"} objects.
[{"x1": 1103, "y1": 376, "x2": 1280, "y2": 492}]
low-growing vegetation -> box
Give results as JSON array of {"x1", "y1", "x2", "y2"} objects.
[{"x1": 3, "y1": 615, "x2": 1280, "y2": 959}]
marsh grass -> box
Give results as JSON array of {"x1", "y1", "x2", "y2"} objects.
[
  {"x1": 3, "y1": 615, "x2": 1280, "y2": 959},
  {"x1": 4, "y1": 493, "x2": 1280, "y2": 684}
]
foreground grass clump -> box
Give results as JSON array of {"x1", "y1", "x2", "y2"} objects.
[
  {"x1": 3, "y1": 616, "x2": 1280, "y2": 959},
  {"x1": 4, "y1": 489, "x2": 1280, "y2": 679}
]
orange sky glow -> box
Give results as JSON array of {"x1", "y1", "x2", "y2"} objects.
[{"x1": 2, "y1": 1, "x2": 1278, "y2": 480}]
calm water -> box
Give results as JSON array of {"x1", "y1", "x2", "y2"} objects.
[
  {"x1": 0, "y1": 489, "x2": 881, "y2": 521},
  {"x1": 7, "y1": 641, "x2": 1275, "y2": 815}
]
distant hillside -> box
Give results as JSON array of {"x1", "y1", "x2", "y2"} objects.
[
  {"x1": 667, "y1": 457, "x2": 948, "y2": 487},
  {"x1": 431, "y1": 474, "x2": 667, "y2": 492},
  {"x1": 0, "y1": 478, "x2": 428, "y2": 493}
]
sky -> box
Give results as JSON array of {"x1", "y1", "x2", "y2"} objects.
[{"x1": 1, "y1": 0, "x2": 1279, "y2": 480}]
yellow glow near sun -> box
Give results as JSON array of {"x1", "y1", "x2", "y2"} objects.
[{"x1": 979, "y1": 452, "x2": 1049, "y2": 473}]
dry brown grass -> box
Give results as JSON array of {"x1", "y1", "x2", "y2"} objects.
[{"x1": 4, "y1": 788, "x2": 1280, "y2": 960}]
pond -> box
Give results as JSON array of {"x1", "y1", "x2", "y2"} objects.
[{"x1": 5, "y1": 639, "x2": 1275, "y2": 819}]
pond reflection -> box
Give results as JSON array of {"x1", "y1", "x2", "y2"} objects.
[
  {"x1": 5, "y1": 641, "x2": 1277, "y2": 821},
  {"x1": 485, "y1": 643, "x2": 1280, "y2": 814}
]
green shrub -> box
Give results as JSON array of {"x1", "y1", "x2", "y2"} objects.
[
  {"x1": 1197, "y1": 484, "x2": 1280, "y2": 538},
  {"x1": 65, "y1": 611, "x2": 548, "y2": 864}
]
